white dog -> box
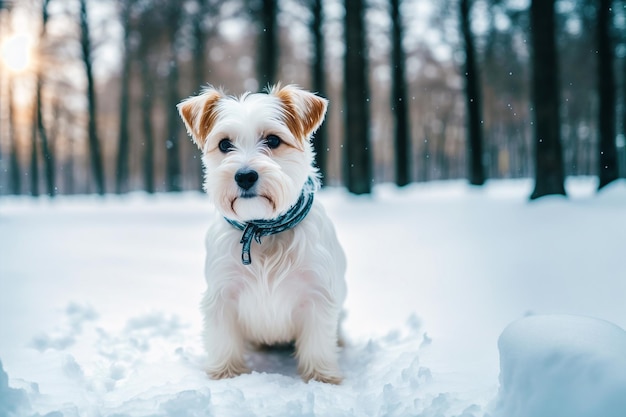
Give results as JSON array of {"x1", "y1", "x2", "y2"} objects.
[{"x1": 178, "y1": 84, "x2": 347, "y2": 384}]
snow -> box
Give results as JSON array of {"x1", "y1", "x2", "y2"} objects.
[
  {"x1": 493, "y1": 315, "x2": 626, "y2": 417},
  {"x1": 1, "y1": 177, "x2": 625, "y2": 416}
]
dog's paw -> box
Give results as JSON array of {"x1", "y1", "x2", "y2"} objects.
[
  {"x1": 206, "y1": 362, "x2": 250, "y2": 380},
  {"x1": 301, "y1": 368, "x2": 343, "y2": 385}
]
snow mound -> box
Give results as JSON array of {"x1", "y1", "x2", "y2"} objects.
[{"x1": 492, "y1": 314, "x2": 626, "y2": 417}]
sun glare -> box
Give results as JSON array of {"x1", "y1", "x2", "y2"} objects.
[{"x1": 1, "y1": 33, "x2": 34, "y2": 74}]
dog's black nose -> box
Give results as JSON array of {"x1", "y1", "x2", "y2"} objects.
[{"x1": 235, "y1": 169, "x2": 259, "y2": 191}]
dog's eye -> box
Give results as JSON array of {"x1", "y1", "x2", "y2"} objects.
[
  {"x1": 265, "y1": 135, "x2": 282, "y2": 149},
  {"x1": 218, "y1": 139, "x2": 234, "y2": 153}
]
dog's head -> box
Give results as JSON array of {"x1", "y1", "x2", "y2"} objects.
[{"x1": 178, "y1": 84, "x2": 327, "y2": 221}]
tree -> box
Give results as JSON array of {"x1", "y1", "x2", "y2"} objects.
[
  {"x1": 164, "y1": 0, "x2": 183, "y2": 192},
  {"x1": 191, "y1": 0, "x2": 209, "y2": 190},
  {"x1": 115, "y1": 0, "x2": 133, "y2": 194},
  {"x1": 460, "y1": 0, "x2": 485, "y2": 186},
  {"x1": 310, "y1": 0, "x2": 328, "y2": 184},
  {"x1": 136, "y1": 7, "x2": 157, "y2": 194},
  {"x1": 343, "y1": 0, "x2": 372, "y2": 194},
  {"x1": 190, "y1": 0, "x2": 220, "y2": 189},
  {"x1": 0, "y1": 0, "x2": 6, "y2": 182},
  {"x1": 139, "y1": 47, "x2": 155, "y2": 194},
  {"x1": 79, "y1": 0, "x2": 105, "y2": 195},
  {"x1": 597, "y1": 0, "x2": 618, "y2": 190},
  {"x1": 8, "y1": 78, "x2": 21, "y2": 195},
  {"x1": 30, "y1": 105, "x2": 39, "y2": 196},
  {"x1": 191, "y1": 0, "x2": 208, "y2": 90},
  {"x1": 257, "y1": 0, "x2": 278, "y2": 88},
  {"x1": 390, "y1": 0, "x2": 411, "y2": 187},
  {"x1": 529, "y1": 0, "x2": 566, "y2": 200},
  {"x1": 36, "y1": 0, "x2": 55, "y2": 197},
  {"x1": 62, "y1": 110, "x2": 76, "y2": 195},
  {"x1": 623, "y1": 0, "x2": 626, "y2": 177}
]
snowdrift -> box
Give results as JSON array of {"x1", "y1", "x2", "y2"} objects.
[{"x1": 493, "y1": 314, "x2": 626, "y2": 417}]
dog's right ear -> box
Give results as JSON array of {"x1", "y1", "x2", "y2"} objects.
[{"x1": 177, "y1": 87, "x2": 223, "y2": 151}]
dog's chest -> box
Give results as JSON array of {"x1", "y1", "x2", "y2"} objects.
[
  {"x1": 236, "y1": 278, "x2": 301, "y2": 343},
  {"x1": 231, "y1": 233, "x2": 311, "y2": 342}
]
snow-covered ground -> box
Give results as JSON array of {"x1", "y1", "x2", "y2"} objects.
[{"x1": 1, "y1": 178, "x2": 625, "y2": 417}]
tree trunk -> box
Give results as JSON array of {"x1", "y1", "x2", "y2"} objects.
[
  {"x1": 420, "y1": 129, "x2": 430, "y2": 182},
  {"x1": 257, "y1": 0, "x2": 278, "y2": 88},
  {"x1": 64, "y1": 112, "x2": 76, "y2": 195},
  {"x1": 79, "y1": 0, "x2": 106, "y2": 195},
  {"x1": 343, "y1": 0, "x2": 372, "y2": 194},
  {"x1": 310, "y1": 0, "x2": 329, "y2": 184},
  {"x1": 623, "y1": 15, "x2": 626, "y2": 178},
  {"x1": 192, "y1": 0, "x2": 208, "y2": 190},
  {"x1": 192, "y1": 0, "x2": 207, "y2": 89},
  {"x1": 8, "y1": 78, "x2": 22, "y2": 195},
  {"x1": 36, "y1": 76, "x2": 54, "y2": 196},
  {"x1": 529, "y1": 0, "x2": 566, "y2": 200},
  {"x1": 165, "y1": 4, "x2": 182, "y2": 192},
  {"x1": 438, "y1": 112, "x2": 450, "y2": 179},
  {"x1": 64, "y1": 149, "x2": 75, "y2": 195},
  {"x1": 391, "y1": 0, "x2": 411, "y2": 187},
  {"x1": 139, "y1": 42, "x2": 155, "y2": 194},
  {"x1": 597, "y1": 0, "x2": 618, "y2": 190},
  {"x1": 115, "y1": 0, "x2": 133, "y2": 194},
  {"x1": 36, "y1": 0, "x2": 55, "y2": 197},
  {"x1": 30, "y1": 105, "x2": 39, "y2": 196},
  {"x1": 460, "y1": 0, "x2": 485, "y2": 186}
]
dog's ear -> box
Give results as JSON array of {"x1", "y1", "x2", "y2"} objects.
[
  {"x1": 177, "y1": 87, "x2": 223, "y2": 151},
  {"x1": 271, "y1": 84, "x2": 328, "y2": 142}
]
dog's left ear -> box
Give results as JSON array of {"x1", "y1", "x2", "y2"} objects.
[
  {"x1": 177, "y1": 86, "x2": 223, "y2": 151},
  {"x1": 271, "y1": 84, "x2": 328, "y2": 141}
]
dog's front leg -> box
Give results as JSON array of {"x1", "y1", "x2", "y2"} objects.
[
  {"x1": 202, "y1": 291, "x2": 249, "y2": 379},
  {"x1": 295, "y1": 299, "x2": 343, "y2": 384}
]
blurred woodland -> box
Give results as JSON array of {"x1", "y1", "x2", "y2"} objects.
[{"x1": 0, "y1": 0, "x2": 624, "y2": 197}]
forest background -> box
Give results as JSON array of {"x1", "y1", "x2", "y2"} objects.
[{"x1": 0, "y1": 0, "x2": 624, "y2": 198}]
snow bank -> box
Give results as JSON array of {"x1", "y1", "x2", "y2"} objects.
[{"x1": 492, "y1": 315, "x2": 626, "y2": 417}]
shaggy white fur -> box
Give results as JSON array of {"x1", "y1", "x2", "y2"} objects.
[{"x1": 178, "y1": 84, "x2": 347, "y2": 384}]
